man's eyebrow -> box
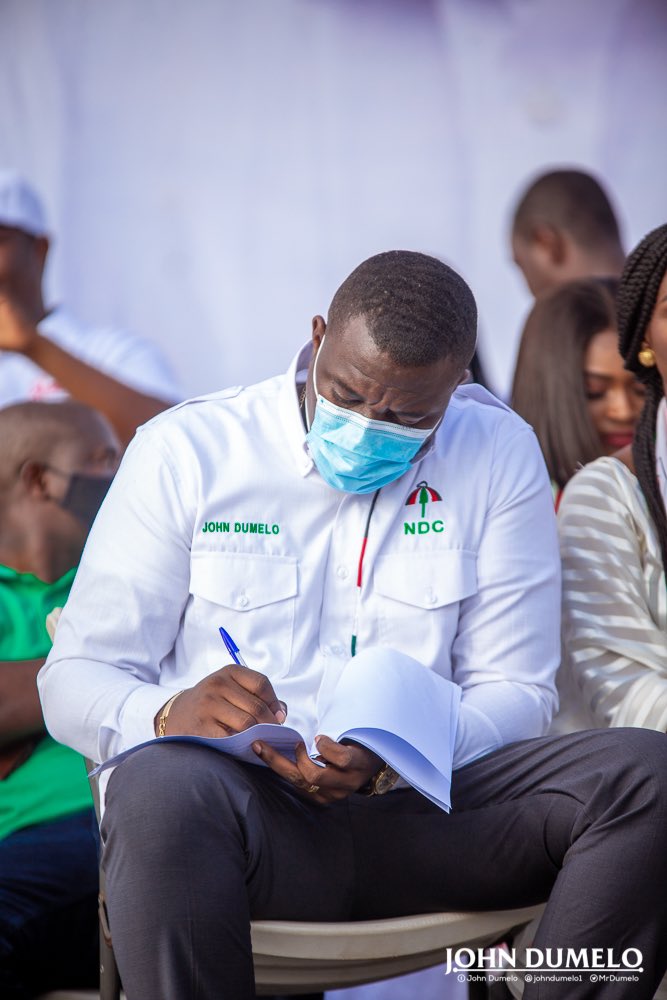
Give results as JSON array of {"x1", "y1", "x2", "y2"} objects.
[
  {"x1": 331, "y1": 376, "x2": 362, "y2": 398},
  {"x1": 331, "y1": 376, "x2": 428, "y2": 419}
]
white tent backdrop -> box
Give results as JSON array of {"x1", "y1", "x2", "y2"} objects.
[{"x1": 1, "y1": 0, "x2": 666, "y2": 400}]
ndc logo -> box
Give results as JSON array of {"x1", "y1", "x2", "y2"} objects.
[{"x1": 404, "y1": 480, "x2": 444, "y2": 535}]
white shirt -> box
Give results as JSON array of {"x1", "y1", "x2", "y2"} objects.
[
  {"x1": 39, "y1": 344, "x2": 560, "y2": 779},
  {"x1": 0, "y1": 306, "x2": 181, "y2": 406}
]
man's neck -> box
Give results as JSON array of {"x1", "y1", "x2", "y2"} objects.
[{"x1": 0, "y1": 525, "x2": 73, "y2": 584}]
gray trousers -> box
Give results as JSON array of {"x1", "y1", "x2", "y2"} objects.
[{"x1": 101, "y1": 728, "x2": 667, "y2": 1000}]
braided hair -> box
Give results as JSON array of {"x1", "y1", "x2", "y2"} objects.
[{"x1": 617, "y1": 223, "x2": 667, "y2": 570}]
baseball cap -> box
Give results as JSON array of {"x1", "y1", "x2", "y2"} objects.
[{"x1": 0, "y1": 169, "x2": 48, "y2": 237}]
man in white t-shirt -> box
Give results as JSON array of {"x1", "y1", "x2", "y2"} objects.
[{"x1": 0, "y1": 170, "x2": 181, "y2": 444}]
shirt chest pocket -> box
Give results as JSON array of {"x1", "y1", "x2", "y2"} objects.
[
  {"x1": 189, "y1": 551, "x2": 298, "y2": 680},
  {"x1": 372, "y1": 550, "x2": 478, "y2": 667}
]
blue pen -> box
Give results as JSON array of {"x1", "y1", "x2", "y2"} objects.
[
  {"x1": 219, "y1": 626, "x2": 248, "y2": 667},
  {"x1": 218, "y1": 626, "x2": 288, "y2": 723}
]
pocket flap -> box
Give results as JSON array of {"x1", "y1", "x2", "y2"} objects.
[
  {"x1": 190, "y1": 551, "x2": 298, "y2": 611},
  {"x1": 374, "y1": 549, "x2": 477, "y2": 609}
]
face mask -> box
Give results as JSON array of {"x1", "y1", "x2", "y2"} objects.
[
  {"x1": 47, "y1": 469, "x2": 114, "y2": 530},
  {"x1": 305, "y1": 338, "x2": 433, "y2": 494}
]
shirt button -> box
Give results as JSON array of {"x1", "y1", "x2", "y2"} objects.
[
  {"x1": 425, "y1": 589, "x2": 438, "y2": 605},
  {"x1": 238, "y1": 593, "x2": 250, "y2": 608},
  {"x1": 336, "y1": 566, "x2": 349, "y2": 580},
  {"x1": 331, "y1": 643, "x2": 345, "y2": 656}
]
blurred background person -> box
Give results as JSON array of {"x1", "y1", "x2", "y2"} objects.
[
  {"x1": 557, "y1": 224, "x2": 667, "y2": 736},
  {"x1": 510, "y1": 169, "x2": 625, "y2": 298},
  {"x1": 0, "y1": 400, "x2": 120, "y2": 999},
  {"x1": 0, "y1": 171, "x2": 181, "y2": 446},
  {"x1": 511, "y1": 277, "x2": 645, "y2": 508}
]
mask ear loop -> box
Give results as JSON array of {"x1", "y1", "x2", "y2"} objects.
[{"x1": 306, "y1": 334, "x2": 326, "y2": 432}]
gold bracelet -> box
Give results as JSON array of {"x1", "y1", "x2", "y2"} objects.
[{"x1": 157, "y1": 691, "x2": 184, "y2": 738}]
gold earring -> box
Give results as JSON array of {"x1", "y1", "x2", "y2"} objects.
[{"x1": 638, "y1": 342, "x2": 656, "y2": 367}]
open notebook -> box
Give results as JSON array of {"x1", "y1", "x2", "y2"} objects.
[{"x1": 91, "y1": 647, "x2": 461, "y2": 812}]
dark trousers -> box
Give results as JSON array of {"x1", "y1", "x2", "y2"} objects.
[
  {"x1": 0, "y1": 808, "x2": 99, "y2": 1000},
  {"x1": 101, "y1": 728, "x2": 667, "y2": 1000}
]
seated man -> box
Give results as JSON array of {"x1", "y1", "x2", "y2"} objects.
[
  {"x1": 40, "y1": 251, "x2": 667, "y2": 1000},
  {"x1": 0, "y1": 400, "x2": 120, "y2": 998},
  {"x1": 0, "y1": 169, "x2": 181, "y2": 445},
  {"x1": 510, "y1": 168, "x2": 626, "y2": 297}
]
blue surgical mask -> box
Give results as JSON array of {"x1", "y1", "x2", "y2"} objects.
[{"x1": 304, "y1": 338, "x2": 433, "y2": 494}]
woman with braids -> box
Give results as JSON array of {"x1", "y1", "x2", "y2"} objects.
[
  {"x1": 558, "y1": 223, "x2": 667, "y2": 735},
  {"x1": 512, "y1": 277, "x2": 645, "y2": 510}
]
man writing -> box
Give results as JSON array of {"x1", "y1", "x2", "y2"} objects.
[{"x1": 40, "y1": 252, "x2": 667, "y2": 999}]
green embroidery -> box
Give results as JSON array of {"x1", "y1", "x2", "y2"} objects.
[
  {"x1": 202, "y1": 521, "x2": 280, "y2": 535},
  {"x1": 404, "y1": 519, "x2": 444, "y2": 535}
]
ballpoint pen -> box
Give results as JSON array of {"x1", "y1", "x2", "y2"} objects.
[
  {"x1": 218, "y1": 626, "x2": 248, "y2": 667},
  {"x1": 218, "y1": 626, "x2": 288, "y2": 721}
]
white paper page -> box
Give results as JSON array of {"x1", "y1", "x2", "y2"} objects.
[
  {"x1": 90, "y1": 723, "x2": 307, "y2": 776},
  {"x1": 318, "y1": 648, "x2": 460, "y2": 812},
  {"x1": 338, "y1": 728, "x2": 453, "y2": 811},
  {"x1": 319, "y1": 648, "x2": 460, "y2": 768}
]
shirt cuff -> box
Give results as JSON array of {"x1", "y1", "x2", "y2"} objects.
[{"x1": 110, "y1": 683, "x2": 182, "y2": 759}]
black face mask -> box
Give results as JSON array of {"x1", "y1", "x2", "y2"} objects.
[{"x1": 47, "y1": 469, "x2": 115, "y2": 530}]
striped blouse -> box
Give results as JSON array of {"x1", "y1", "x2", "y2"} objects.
[{"x1": 556, "y1": 456, "x2": 667, "y2": 734}]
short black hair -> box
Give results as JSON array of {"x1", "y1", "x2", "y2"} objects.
[
  {"x1": 512, "y1": 169, "x2": 622, "y2": 252},
  {"x1": 327, "y1": 250, "x2": 477, "y2": 369}
]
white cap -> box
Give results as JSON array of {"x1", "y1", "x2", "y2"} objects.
[{"x1": 0, "y1": 170, "x2": 48, "y2": 237}]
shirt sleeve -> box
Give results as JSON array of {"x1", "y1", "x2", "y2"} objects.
[
  {"x1": 38, "y1": 419, "x2": 195, "y2": 763},
  {"x1": 74, "y1": 325, "x2": 182, "y2": 402},
  {"x1": 452, "y1": 423, "x2": 561, "y2": 768},
  {"x1": 558, "y1": 461, "x2": 667, "y2": 733}
]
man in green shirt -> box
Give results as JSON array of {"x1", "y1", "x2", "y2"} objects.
[{"x1": 0, "y1": 400, "x2": 119, "y2": 998}]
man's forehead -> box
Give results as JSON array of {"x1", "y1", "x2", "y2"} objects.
[
  {"x1": 323, "y1": 319, "x2": 464, "y2": 395},
  {"x1": 331, "y1": 315, "x2": 458, "y2": 362}
]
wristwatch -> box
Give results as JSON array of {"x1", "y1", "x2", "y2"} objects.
[{"x1": 360, "y1": 762, "x2": 400, "y2": 796}]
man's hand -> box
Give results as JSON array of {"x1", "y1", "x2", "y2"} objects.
[
  {"x1": 252, "y1": 736, "x2": 383, "y2": 805},
  {"x1": 0, "y1": 296, "x2": 39, "y2": 355},
  {"x1": 155, "y1": 664, "x2": 287, "y2": 738}
]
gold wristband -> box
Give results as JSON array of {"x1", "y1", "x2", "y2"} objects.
[{"x1": 157, "y1": 691, "x2": 184, "y2": 738}]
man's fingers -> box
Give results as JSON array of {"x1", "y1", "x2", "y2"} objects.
[
  {"x1": 312, "y1": 735, "x2": 353, "y2": 768},
  {"x1": 224, "y1": 665, "x2": 286, "y2": 721},
  {"x1": 253, "y1": 741, "x2": 313, "y2": 788},
  {"x1": 209, "y1": 675, "x2": 279, "y2": 726}
]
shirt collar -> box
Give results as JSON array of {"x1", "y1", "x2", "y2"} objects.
[{"x1": 278, "y1": 342, "x2": 315, "y2": 478}]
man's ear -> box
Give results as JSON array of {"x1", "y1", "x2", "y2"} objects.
[
  {"x1": 19, "y1": 461, "x2": 49, "y2": 499},
  {"x1": 34, "y1": 236, "x2": 50, "y2": 269},
  {"x1": 311, "y1": 315, "x2": 326, "y2": 352},
  {"x1": 533, "y1": 224, "x2": 566, "y2": 266}
]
